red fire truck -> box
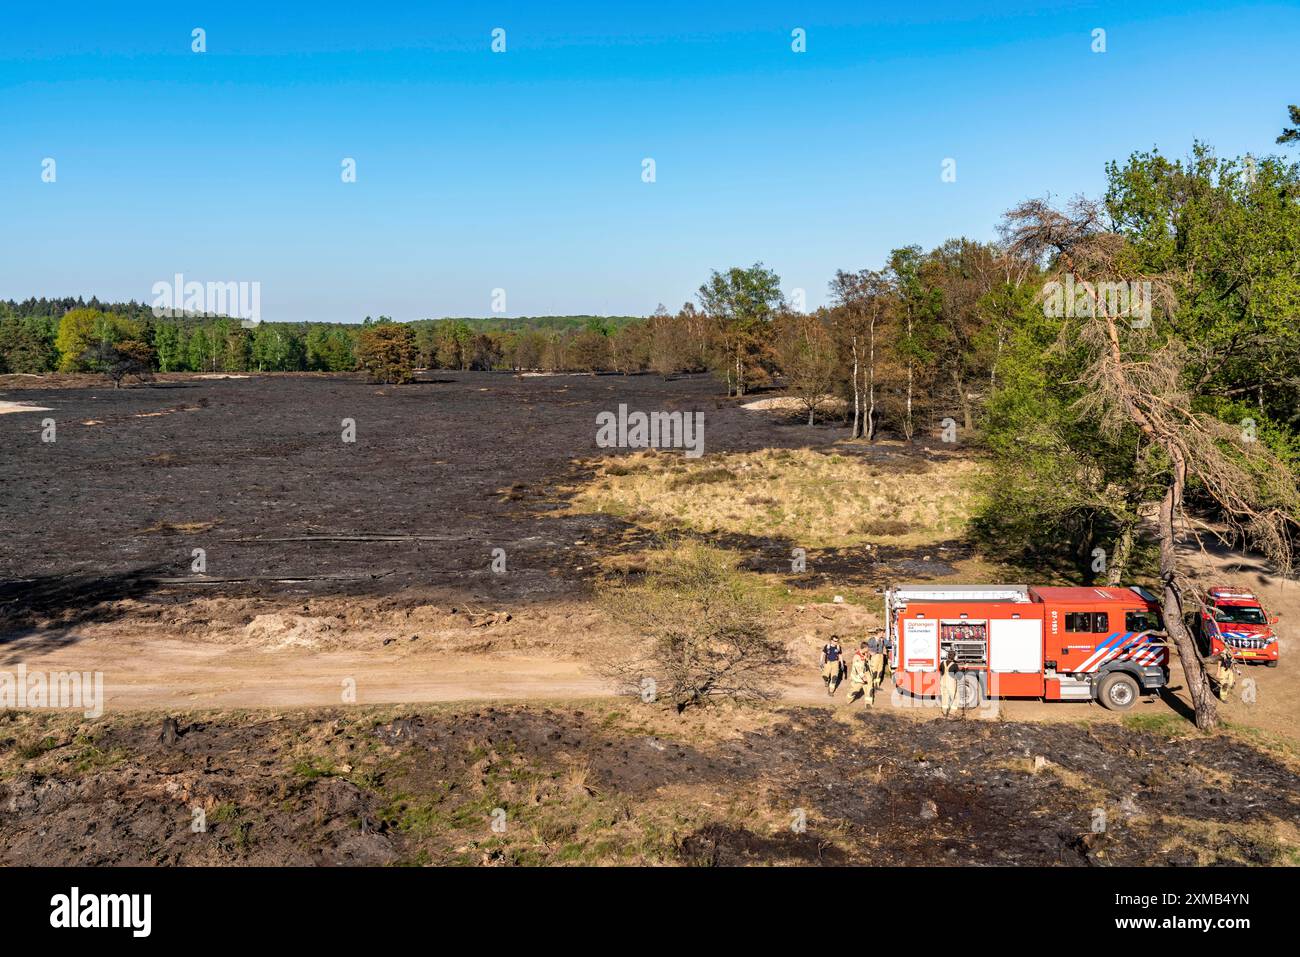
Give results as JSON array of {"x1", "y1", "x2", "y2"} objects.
[
  {"x1": 886, "y1": 584, "x2": 1168, "y2": 711},
  {"x1": 1196, "y1": 587, "x2": 1280, "y2": 667}
]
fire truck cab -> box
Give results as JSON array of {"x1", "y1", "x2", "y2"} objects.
[
  {"x1": 886, "y1": 584, "x2": 1168, "y2": 711},
  {"x1": 1197, "y1": 588, "x2": 1280, "y2": 667}
]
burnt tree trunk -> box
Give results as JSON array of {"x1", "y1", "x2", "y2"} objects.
[
  {"x1": 1098, "y1": 313, "x2": 1217, "y2": 730},
  {"x1": 1157, "y1": 472, "x2": 1219, "y2": 730}
]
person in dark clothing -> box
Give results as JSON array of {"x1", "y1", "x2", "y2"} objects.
[{"x1": 820, "y1": 635, "x2": 845, "y2": 696}]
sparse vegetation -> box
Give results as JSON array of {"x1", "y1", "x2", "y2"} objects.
[
  {"x1": 569, "y1": 447, "x2": 982, "y2": 549},
  {"x1": 1, "y1": 703, "x2": 1295, "y2": 866},
  {"x1": 599, "y1": 542, "x2": 790, "y2": 712}
]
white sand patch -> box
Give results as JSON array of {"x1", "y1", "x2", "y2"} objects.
[
  {"x1": 0, "y1": 401, "x2": 52, "y2": 415},
  {"x1": 194, "y1": 374, "x2": 250, "y2": 379},
  {"x1": 741, "y1": 394, "x2": 846, "y2": 412}
]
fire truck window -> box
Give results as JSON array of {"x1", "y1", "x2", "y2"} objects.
[
  {"x1": 1125, "y1": 611, "x2": 1159, "y2": 632},
  {"x1": 1213, "y1": 606, "x2": 1267, "y2": 626},
  {"x1": 1066, "y1": 612, "x2": 1112, "y2": 632}
]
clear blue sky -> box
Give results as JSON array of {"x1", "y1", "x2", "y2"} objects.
[{"x1": 1, "y1": 1, "x2": 1295, "y2": 322}]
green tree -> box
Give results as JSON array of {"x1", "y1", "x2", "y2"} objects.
[
  {"x1": 1104, "y1": 144, "x2": 1300, "y2": 431},
  {"x1": 306, "y1": 325, "x2": 355, "y2": 371},
  {"x1": 886, "y1": 247, "x2": 942, "y2": 441},
  {"x1": 995, "y1": 183, "x2": 1300, "y2": 731},
  {"x1": 152, "y1": 322, "x2": 184, "y2": 372},
  {"x1": 697, "y1": 263, "x2": 784, "y2": 396},
  {"x1": 251, "y1": 323, "x2": 306, "y2": 371},
  {"x1": 55, "y1": 309, "x2": 142, "y2": 372},
  {"x1": 0, "y1": 317, "x2": 57, "y2": 373}
]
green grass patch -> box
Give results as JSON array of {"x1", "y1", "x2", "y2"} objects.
[{"x1": 1121, "y1": 712, "x2": 1195, "y2": 737}]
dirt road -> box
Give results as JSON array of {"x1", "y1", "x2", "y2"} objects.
[
  {"x1": 10, "y1": 632, "x2": 1235, "y2": 739},
  {"x1": 19, "y1": 636, "x2": 607, "y2": 710}
]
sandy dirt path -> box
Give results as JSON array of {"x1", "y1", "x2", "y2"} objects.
[
  {"x1": 12, "y1": 634, "x2": 1293, "y2": 746},
  {"x1": 7, "y1": 634, "x2": 1156, "y2": 724},
  {"x1": 18, "y1": 637, "x2": 608, "y2": 711},
  {"x1": 14, "y1": 636, "x2": 857, "y2": 711}
]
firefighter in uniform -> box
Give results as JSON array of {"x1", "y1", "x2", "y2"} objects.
[
  {"x1": 866, "y1": 633, "x2": 886, "y2": 692},
  {"x1": 939, "y1": 646, "x2": 960, "y2": 716},
  {"x1": 820, "y1": 635, "x2": 844, "y2": 697},
  {"x1": 1215, "y1": 646, "x2": 1238, "y2": 702},
  {"x1": 845, "y1": 642, "x2": 872, "y2": 705}
]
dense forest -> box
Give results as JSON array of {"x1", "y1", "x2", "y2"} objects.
[{"x1": 0, "y1": 305, "x2": 645, "y2": 378}]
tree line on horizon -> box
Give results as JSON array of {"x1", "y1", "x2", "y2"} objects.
[
  {"x1": 3, "y1": 143, "x2": 1295, "y2": 451},
  {"x1": 0, "y1": 305, "x2": 653, "y2": 378},
  {"x1": 2, "y1": 148, "x2": 1295, "y2": 447}
]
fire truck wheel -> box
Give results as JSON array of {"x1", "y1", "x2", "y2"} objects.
[
  {"x1": 1266, "y1": 660, "x2": 1278, "y2": 668},
  {"x1": 1097, "y1": 672, "x2": 1139, "y2": 711},
  {"x1": 956, "y1": 674, "x2": 982, "y2": 710}
]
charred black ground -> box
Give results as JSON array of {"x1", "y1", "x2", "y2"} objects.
[
  {"x1": 0, "y1": 704, "x2": 1293, "y2": 866},
  {"x1": 1, "y1": 371, "x2": 961, "y2": 629}
]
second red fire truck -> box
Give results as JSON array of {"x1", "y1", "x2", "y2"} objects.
[
  {"x1": 886, "y1": 584, "x2": 1169, "y2": 711},
  {"x1": 1195, "y1": 587, "x2": 1280, "y2": 667}
]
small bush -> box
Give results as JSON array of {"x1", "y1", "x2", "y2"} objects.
[{"x1": 599, "y1": 543, "x2": 789, "y2": 712}]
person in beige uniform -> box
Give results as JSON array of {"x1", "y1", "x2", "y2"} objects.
[
  {"x1": 1215, "y1": 646, "x2": 1238, "y2": 702},
  {"x1": 939, "y1": 647, "x2": 960, "y2": 716},
  {"x1": 867, "y1": 634, "x2": 886, "y2": 692},
  {"x1": 846, "y1": 642, "x2": 873, "y2": 705}
]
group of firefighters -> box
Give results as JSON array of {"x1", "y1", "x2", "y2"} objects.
[
  {"x1": 818, "y1": 634, "x2": 883, "y2": 704},
  {"x1": 820, "y1": 631, "x2": 1246, "y2": 710},
  {"x1": 821, "y1": 634, "x2": 965, "y2": 713},
  {"x1": 819, "y1": 633, "x2": 960, "y2": 713}
]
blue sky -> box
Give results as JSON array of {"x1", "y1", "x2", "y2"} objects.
[{"x1": 1, "y1": 1, "x2": 1296, "y2": 322}]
